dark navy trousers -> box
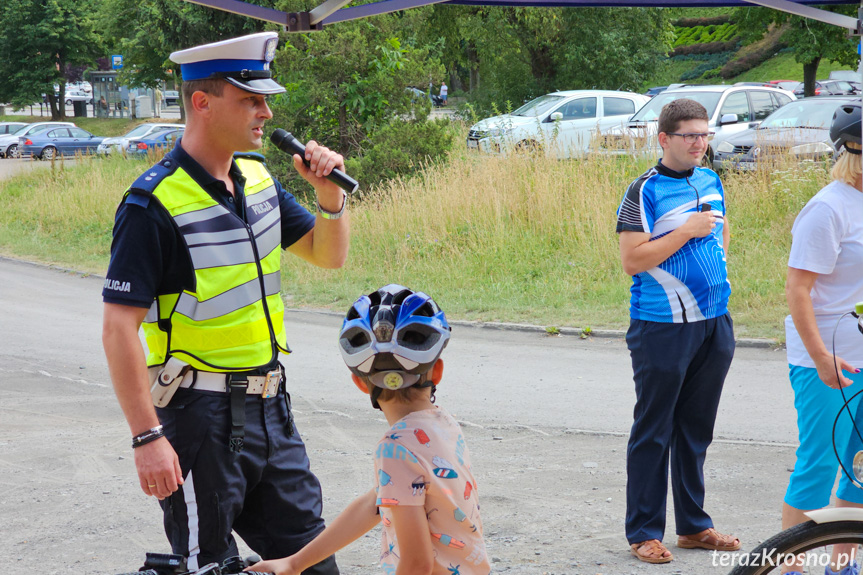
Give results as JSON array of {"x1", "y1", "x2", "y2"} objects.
[
  {"x1": 624, "y1": 314, "x2": 735, "y2": 544},
  {"x1": 156, "y1": 387, "x2": 338, "y2": 574}
]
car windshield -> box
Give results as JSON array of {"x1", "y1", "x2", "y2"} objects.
[
  {"x1": 760, "y1": 99, "x2": 846, "y2": 130},
  {"x1": 629, "y1": 91, "x2": 723, "y2": 122},
  {"x1": 12, "y1": 125, "x2": 31, "y2": 136},
  {"x1": 125, "y1": 125, "x2": 155, "y2": 138},
  {"x1": 775, "y1": 81, "x2": 799, "y2": 91},
  {"x1": 511, "y1": 95, "x2": 566, "y2": 117}
]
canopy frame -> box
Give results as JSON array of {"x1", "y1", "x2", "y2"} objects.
[{"x1": 182, "y1": 0, "x2": 861, "y2": 32}]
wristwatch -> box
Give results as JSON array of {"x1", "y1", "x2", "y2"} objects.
[{"x1": 317, "y1": 190, "x2": 347, "y2": 220}]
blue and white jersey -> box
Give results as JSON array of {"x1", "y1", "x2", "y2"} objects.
[{"x1": 616, "y1": 161, "x2": 730, "y2": 323}]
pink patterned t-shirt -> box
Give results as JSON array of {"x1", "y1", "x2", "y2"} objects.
[{"x1": 374, "y1": 407, "x2": 490, "y2": 575}]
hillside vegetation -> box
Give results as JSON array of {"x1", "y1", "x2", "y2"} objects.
[
  {"x1": 0, "y1": 141, "x2": 831, "y2": 340},
  {"x1": 646, "y1": 8, "x2": 856, "y2": 88}
]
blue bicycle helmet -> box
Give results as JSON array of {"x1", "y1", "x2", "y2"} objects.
[{"x1": 339, "y1": 284, "x2": 451, "y2": 404}]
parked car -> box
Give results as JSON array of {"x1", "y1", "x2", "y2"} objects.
[
  {"x1": 712, "y1": 96, "x2": 857, "y2": 171},
  {"x1": 819, "y1": 79, "x2": 858, "y2": 96},
  {"x1": 764, "y1": 80, "x2": 800, "y2": 92},
  {"x1": 20, "y1": 126, "x2": 105, "y2": 160},
  {"x1": 594, "y1": 84, "x2": 796, "y2": 165},
  {"x1": 163, "y1": 90, "x2": 180, "y2": 106},
  {"x1": 98, "y1": 122, "x2": 183, "y2": 155},
  {"x1": 65, "y1": 90, "x2": 92, "y2": 105},
  {"x1": 125, "y1": 128, "x2": 184, "y2": 156},
  {"x1": 0, "y1": 121, "x2": 75, "y2": 158},
  {"x1": 645, "y1": 86, "x2": 668, "y2": 98},
  {"x1": 0, "y1": 122, "x2": 28, "y2": 136},
  {"x1": 407, "y1": 86, "x2": 443, "y2": 107},
  {"x1": 68, "y1": 81, "x2": 92, "y2": 94},
  {"x1": 793, "y1": 81, "x2": 823, "y2": 97},
  {"x1": 467, "y1": 90, "x2": 651, "y2": 158}
]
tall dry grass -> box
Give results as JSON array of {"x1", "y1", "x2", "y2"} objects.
[{"x1": 0, "y1": 140, "x2": 833, "y2": 339}]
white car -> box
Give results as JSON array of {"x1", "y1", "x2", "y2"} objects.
[
  {"x1": 0, "y1": 121, "x2": 75, "y2": 158},
  {"x1": 64, "y1": 90, "x2": 92, "y2": 105},
  {"x1": 98, "y1": 122, "x2": 184, "y2": 155},
  {"x1": 466, "y1": 90, "x2": 651, "y2": 159},
  {"x1": 594, "y1": 84, "x2": 796, "y2": 165}
]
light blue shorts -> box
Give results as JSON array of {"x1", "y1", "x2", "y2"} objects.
[{"x1": 785, "y1": 365, "x2": 863, "y2": 509}]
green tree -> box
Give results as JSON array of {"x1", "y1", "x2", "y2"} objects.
[
  {"x1": 266, "y1": 7, "x2": 447, "y2": 190},
  {"x1": 736, "y1": 5, "x2": 858, "y2": 96},
  {"x1": 0, "y1": 0, "x2": 102, "y2": 119},
  {"x1": 98, "y1": 0, "x2": 277, "y2": 116},
  {"x1": 423, "y1": 6, "x2": 673, "y2": 115}
]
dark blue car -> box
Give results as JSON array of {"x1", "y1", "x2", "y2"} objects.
[
  {"x1": 125, "y1": 128, "x2": 184, "y2": 156},
  {"x1": 20, "y1": 127, "x2": 105, "y2": 160}
]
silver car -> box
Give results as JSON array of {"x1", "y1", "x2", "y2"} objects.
[
  {"x1": 97, "y1": 122, "x2": 184, "y2": 155},
  {"x1": 594, "y1": 84, "x2": 795, "y2": 165},
  {"x1": 0, "y1": 121, "x2": 75, "y2": 158}
]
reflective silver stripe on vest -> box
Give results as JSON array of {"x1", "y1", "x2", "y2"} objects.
[
  {"x1": 250, "y1": 199, "x2": 279, "y2": 237},
  {"x1": 189, "y1": 241, "x2": 256, "y2": 270},
  {"x1": 185, "y1": 227, "x2": 250, "y2": 247},
  {"x1": 145, "y1": 300, "x2": 159, "y2": 323},
  {"x1": 173, "y1": 204, "x2": 227, "y2": 228},
  {"x1": 174, "y1": 271, "x2": 281, "y2": 321},
  {"x1": 254, "y1": 219, "x2": 281, "y2": 258}
]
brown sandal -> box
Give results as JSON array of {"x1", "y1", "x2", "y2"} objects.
[
  {"x1": 630, "y1": 539, "x2": 674, "y2": 564},
  {"x1": 677, "y1": 528, "x2": 741, "y2": 551}
]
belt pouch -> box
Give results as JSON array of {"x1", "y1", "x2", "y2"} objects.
[{"x1": 151, "y1": 357, "x2": 191, "y2": 408}]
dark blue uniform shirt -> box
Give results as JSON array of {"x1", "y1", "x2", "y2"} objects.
[{"x1": 102, "y1": 141, "x2": 316, "y2": 308}]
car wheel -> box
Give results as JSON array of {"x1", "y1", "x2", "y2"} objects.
[
  {"x1": 7, "y1": 144, "x2": 18, "y2": 159},
  {"x1": 41, "y1": 146, "x2": 56, "y2": 161}
]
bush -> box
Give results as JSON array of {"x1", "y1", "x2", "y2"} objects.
[
  {"x1": 673, "y1": 16, "x2": 733, "y2": 28},
  {"x1": 347, "y1": 117, "x2": 457, "y2": 193},
  {"x1": 720, "y1": 39, "x2": 787, "y2": 78},
  {"x1": 671, "y1": 39, "x2": 740, "y2": 56},
  {"x1": 679, "y1": 52, "x2": 735, "y2": 81},
  {"x1": 674, "y1": 23, "x2": 739, "y2": 48}
]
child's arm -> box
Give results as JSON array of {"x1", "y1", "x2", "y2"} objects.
[
  {"x1": 247, "y1": 489, "x2": 379, "y2": 575},
  {"x1": 388, "y1": 505, "x2": 435, "y2": 575}
]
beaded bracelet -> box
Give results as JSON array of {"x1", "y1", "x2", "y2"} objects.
[{"x1": 132, "y1": 425, "x2": 165, "y2": 449}]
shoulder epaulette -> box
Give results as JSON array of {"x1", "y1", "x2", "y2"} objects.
[{"x1": 124, "y1": 157, "x2": 180, "y2": 208}]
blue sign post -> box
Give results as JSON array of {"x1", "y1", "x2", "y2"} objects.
[{"x1": 111, "y1": 55, "x2": 124, "y2": 70}]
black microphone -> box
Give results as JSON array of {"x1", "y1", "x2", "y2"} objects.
[{"x1": 270, "y1": 129, "x2": 359, "y2": 194}]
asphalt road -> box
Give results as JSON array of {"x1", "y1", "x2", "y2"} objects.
[{"x1": 0, "y1": 257, "x2": 812, "y2": 575}]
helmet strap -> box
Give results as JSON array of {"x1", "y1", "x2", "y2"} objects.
[{"x1": 845, "y1": 145, "x2": 862, "y2": 155}]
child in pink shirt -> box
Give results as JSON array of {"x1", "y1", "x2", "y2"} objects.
[{"x1": 250, "y1": 285, "x2": 490, "y2": 575}]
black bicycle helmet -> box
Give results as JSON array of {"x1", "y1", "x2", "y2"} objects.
[{"x1": 830, "y1": 101, "x2": 862, "y2": 154}]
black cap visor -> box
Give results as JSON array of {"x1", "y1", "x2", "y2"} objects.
[{"x1": 225, "y1": 76, "x2": 286, "y2": 95}]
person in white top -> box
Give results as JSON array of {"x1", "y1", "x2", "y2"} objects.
[
  {"x1": 781, "y1": 101, "x2": 863, "y2": 575},
  {"x1": 439, "y1": 82, "x2": 448, "y2": 105}
]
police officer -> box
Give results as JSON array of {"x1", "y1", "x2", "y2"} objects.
[{"x1": 102, "y1": 32, "x2": 347, "y2": 574}]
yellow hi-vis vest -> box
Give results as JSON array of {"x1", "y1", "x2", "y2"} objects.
[{"x1": 140, "y1": 157, "x2": 289, "y2": 372}]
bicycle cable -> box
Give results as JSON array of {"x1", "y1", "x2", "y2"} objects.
[{"x1": 830, "y1": 310, "x2": 863, "y2": 486}]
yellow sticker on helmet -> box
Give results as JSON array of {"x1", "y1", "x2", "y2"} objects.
[{"x1": 383, "y1": 372, "x2": 404, "y2": 390}]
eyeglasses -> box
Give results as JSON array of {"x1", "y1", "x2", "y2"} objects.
[{"x1": 666, "y1": 132, "x2": 713, "y2": 144}]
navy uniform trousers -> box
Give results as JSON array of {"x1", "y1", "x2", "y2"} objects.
[
  {"x1": 156, "y1": 386, "x2": 339, "y2": 574},
  {"x1": 624, "y1": 314, "x2": 735, "y2": 544}
]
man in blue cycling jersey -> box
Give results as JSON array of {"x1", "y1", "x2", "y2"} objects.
[{"x1": 616, "y1": 98, "x2": 738, "y2": 564}]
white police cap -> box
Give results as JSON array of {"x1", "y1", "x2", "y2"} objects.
[{"x1": 170, "y1": 32, "x2": 285, "y2": 95}]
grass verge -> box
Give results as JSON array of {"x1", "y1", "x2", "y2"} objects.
[{"x1": 0, "y1": 137, "x2": 831, "y2": 340}]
